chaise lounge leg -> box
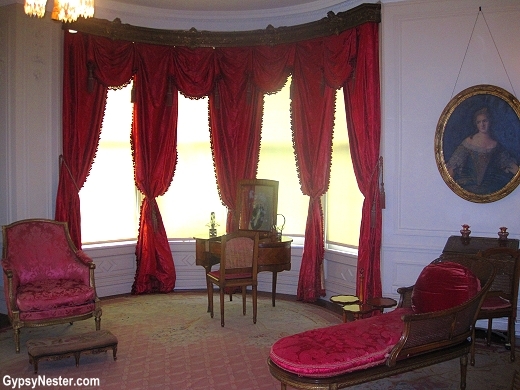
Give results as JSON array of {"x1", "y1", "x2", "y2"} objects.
[
  {"x1": 459, "y1": 354, "x2": 467, "y2": 390},
  {"x1": 470, "y1": 328, "x2": 476, "y2": 366}
]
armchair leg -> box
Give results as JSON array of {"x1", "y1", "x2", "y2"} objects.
[
  {"x1": 14, "y1": 328, "x2": 21, "y2": 354},
  {"x1": 95, "y1": 315, "x2": 101, "y2": 331}
]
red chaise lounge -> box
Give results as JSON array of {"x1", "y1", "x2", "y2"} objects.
[{"x1": 268, "y1": 256, "x2": 494, "y2": 390}]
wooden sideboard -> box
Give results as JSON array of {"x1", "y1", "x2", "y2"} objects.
[
  {"x1": 195, "y1": 236, "x2": 292, "y2": 307},
  {"x1": 442, "y1": 235, "x2": 519, "y2": 256}
]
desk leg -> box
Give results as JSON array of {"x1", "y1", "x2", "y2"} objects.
[
  {"x1": 205, "y1": 266, "x2": 212, "y2": 313},
  {"x1": 271, "y1": 272, "x2": 278, "y2": 307}
]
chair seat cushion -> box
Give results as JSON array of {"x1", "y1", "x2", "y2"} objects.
[
  {"x1": 411, "y1": 261, "x2": 480, "y2": 313},
  {"x1": 269, "y1": 308, "x2": 411, "y2": 378},
  {"x1": 481, "y1": 296, "x2": 511, "y2": 310},
  {"x1": 16, "y1": 279, "x2": 95, "y2": 312}
]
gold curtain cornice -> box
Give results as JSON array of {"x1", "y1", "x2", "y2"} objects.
[{"x1": 64, "y1": 3, "x2": 381, "y2": 48}]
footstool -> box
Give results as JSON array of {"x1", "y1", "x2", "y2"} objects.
[{"x1": 27, "y1": 330, "x2": 118, "y2": 374}]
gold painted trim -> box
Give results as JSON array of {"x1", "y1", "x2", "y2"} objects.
[
  {"x1": 64, "y1": 3, "x2": 380, "y2": 47},
  {"x1": 435, "y1": 84, "x2": 520, "y2": 203}
]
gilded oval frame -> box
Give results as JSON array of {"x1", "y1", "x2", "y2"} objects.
[{"x1": 435, "y1": 84, "x2": 520, "y2": 203}]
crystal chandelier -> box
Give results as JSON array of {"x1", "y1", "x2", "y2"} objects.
[{"x1": 24, "y1": 0, "x2": 94, "y2": 23}]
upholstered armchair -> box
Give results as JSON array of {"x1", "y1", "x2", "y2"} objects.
[{"x1": 2, "y1": 219, "x2": 101, "y2": 353}]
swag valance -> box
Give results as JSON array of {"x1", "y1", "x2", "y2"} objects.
[{"x1": 55, "y1": 4, "x2": 382, "y2": 302}]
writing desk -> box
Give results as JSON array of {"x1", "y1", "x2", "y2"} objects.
[{"x1": 195, "y1": 236, "x2": 292, "y2": 307}]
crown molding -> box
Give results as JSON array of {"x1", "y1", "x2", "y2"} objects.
[{"x1": 64, "y1": 3, "x2": 380, "y2": 48}]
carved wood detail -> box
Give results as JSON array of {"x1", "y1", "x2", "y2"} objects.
[{"x1": 64, "y1": 3, "x2": 381, "y2": 47}]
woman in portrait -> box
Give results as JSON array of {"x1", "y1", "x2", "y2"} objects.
[{"x1": 446, "y1": 107, "x2": 519, "y2": 195}]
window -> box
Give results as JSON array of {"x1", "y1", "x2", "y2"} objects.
[
  {"x1": 80, "y1": 80, "x2": 362, "y2": 247},
  {"x1": 157, "y1": 95, "x2": 227, "y2": 239},
  {"x1": 326, "y1": 93, "x2": 363, "y2": 248},
  {"x1": 80, "y1": 85, "x2": 139, "y2": 243},
  {"x1": 258, "y1": 81, "x2": 307, "y2": 237}
]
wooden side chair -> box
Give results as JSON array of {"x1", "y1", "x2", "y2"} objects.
[
  {"x1": 475, "y1": 247, "x2": 520, "y2": 364},
  {"x1": 206, "y1": 231, "x2": 260, "y2": 327}
]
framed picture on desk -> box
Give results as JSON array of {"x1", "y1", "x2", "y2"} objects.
[{"x1": 235, "y1": 179, "x2": 278, "y2": 232}]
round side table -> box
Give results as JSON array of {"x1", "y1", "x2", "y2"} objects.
[
  {"x1": 366, "y1": 297, "x2": 397, "y2": 313},
  {"x1": 340, "y1": 303, "x2": 379, "y2": 322}
]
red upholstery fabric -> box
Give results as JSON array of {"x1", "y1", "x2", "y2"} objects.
[
  {"x1": 4, "y1": 221, "x2": 90, "y2": 286},
  {"x1": 411, "y1": 262, "x2": 480, "y2": 314},
  {"x1": 481, "y1": 296, "x2": 511, "y2": 310},
  {"x1": 19, "y1": 303, "x2": 95, "y2": 322},
  {"x1": 16, "y1": 279, "x2": 95, "y2": 312},
  {"x1": 269, "y1": 308, "x2": 411, "y2": 378}
]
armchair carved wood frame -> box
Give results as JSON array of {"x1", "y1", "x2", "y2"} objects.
[{"x1": 1, "y1": 219, "x2": 102, "y2": 353}]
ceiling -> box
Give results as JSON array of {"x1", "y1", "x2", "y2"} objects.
[
  {"x1": 89, "y1": 0, "x2": 372, "y2": 31},
  {"x1": 3, "y1": 0, "x2": 382, "y2": 30},
  {"x1": 102, "y1": 0, "x2": 352, "y2": 12},
  {"x1": 105, "y1": 0, "x2": 330, "y2": 12}
]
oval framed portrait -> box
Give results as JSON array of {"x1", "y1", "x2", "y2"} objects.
[{"x1": 435, "y1": 84, "x2": 520, "y2": 203}]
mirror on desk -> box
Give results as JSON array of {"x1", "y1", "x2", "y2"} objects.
[{"x1": 234, "y1": 179, "x2": 278, "y2": 232}]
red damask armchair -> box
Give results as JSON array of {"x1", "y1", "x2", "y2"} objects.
[{"x1": 1, "y1": 219, "x2": 101, "y2": 352}]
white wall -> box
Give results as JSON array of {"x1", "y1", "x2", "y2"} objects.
[
  {"x1": 0, "y1": 4, "x2": 62, "y2": 312},
  {"x1": 381, "y1": 0, "x2": 520, "y2": 330}
]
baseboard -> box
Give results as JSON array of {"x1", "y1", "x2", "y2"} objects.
[{"x1": 0, "y1": 312, "x2": 9, "y2": 330}]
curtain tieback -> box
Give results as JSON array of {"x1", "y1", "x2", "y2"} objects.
[{"x1": 59, "y1": 155, "x2": 80, "y2": 193}]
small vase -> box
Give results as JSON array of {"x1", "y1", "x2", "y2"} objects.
[
  {"x1": 498, "y1": 227, "x2": 509, "y2": 241},
  {"x1": 460, "y1": 224, "x2": 471, "y2": 239}
]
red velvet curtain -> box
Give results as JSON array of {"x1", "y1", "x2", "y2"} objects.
[
  {"x1": 57, "y1": 22, "x2": 381, "y2": 299},
  {"x1": 131, "y1": 44, "x2": 177, "y2": 294},
  {"x1": 292, "y1": 31, "x2": 360, "y2": 302},
  {"x1": 210, "y1": 46, "x2": 294, "y2": 231},
  {"x1": 209, "y1": 48, "x2": 263, "y2": 232},
  {"x1": 56, "y1": 33, "x2": 135, "y2": 249},
  {"x1": 343, "y1": 22, "x2": 383, "y2": 302}
]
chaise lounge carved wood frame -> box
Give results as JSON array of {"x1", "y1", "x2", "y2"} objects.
[{"x1": 267, "y1": 256, "x2": 495, "y2": 390}]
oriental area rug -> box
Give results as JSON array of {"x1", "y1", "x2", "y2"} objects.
[{"x1": 0, "y1": 292, "x2": 518, "y2": 389}]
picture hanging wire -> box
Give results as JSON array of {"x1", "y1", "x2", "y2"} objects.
[{"x1": 451, "y1": 6, "x2": 516, "y2": 99}]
